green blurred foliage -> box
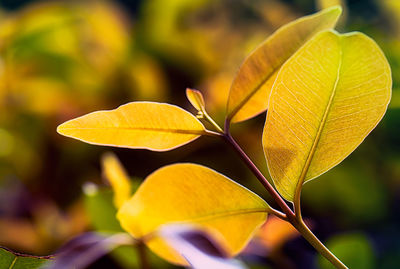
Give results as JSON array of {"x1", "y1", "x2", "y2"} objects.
[
  {"x1": 84, "y1": 187, "x2": 123, "y2": 233},
  {"x1": 318, "y1": 233, "x2": 375, "y2": 269},
  {"x1": 303, "y1": 156, "x2": 389, "y2": 225}
]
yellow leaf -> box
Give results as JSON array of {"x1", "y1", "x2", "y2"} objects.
[
  {"x1": 101, "y1": 152, "x2": 132, "y2": 208},
  {"x1": 263, "y1": 30, "x2": 392, "y2": 201},
  {"x1": 117, "y1": 163, "x2": 269, "y2": 265},
  {"x1": 226, "y1": 6, "x2": 342, "y2": 123},
  {"x1": 57, "y1": 102, "x2": 207, "y2": 151},
  {"x1": 186, "y1": 88, "x2": 206, "y2": 112}
]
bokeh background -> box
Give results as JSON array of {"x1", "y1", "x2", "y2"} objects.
[{"x1": 0, "y1": 0, "x2": 399, "y2": 268}]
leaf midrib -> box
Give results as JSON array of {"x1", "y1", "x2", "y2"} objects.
[
  {"x1": 9, "y1": 257, "x2": 17, "y2": 269},
  {"x1": 229, "y1": 67, "x2": 278, "y2": 121},
  {"x1": 294, "y1": 36, "x2": 343, "y2": 199},
  {"x1": 229, "y1": 14, "x2": 336, "y2": 121},
  {"x1": 60, "y1": 126, "x2": 206, "y2": 136},
  {"x1": 167, "y1": 208, "x2": 269, "y2": 224}
]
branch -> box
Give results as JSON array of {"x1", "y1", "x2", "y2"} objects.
[{"x1": 223, "y1": 120, "x2": 295, "y2": 219}]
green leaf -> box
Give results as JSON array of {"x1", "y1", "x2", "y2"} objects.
[{"x1": 0, "y1": 248, "x2": 48, "y2": 269}]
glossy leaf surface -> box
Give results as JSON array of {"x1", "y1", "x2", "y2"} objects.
[
  {"x1": 226, "y1": 6, "x2": 342, "y2": 123},
  {"x1": 263, "y1": 30, "x2": 392, "y2": 201},
  {"x1": 57, "y1": 102, "x2": 206, "y2": 151},
  {"x1": 117, "y1": 163, "x2": 269, "y2": 265}
]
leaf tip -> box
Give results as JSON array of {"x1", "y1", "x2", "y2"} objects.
[
  {"x1": 186, "y1": 87, "x2": 200, "y2": 95},
  {"x1": 186, "y1": 88, "x2": 206, "y2": 112},
  {"x1": 56, "y1": 121, "x2": 67, "y2": 136},
  {"x1": 322, "y1": 4, "x2": 342, "y2": 18}
]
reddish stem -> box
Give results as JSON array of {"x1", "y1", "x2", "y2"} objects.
[{"x1": 223, "y1": 120, "x2": 295, "y2": 220}]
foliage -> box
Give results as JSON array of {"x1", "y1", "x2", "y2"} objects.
[
  {"x1": 0, "y1": 0, "x2": 398, "y2": 268},
  {"x1": 117, "y1": 163, "x2": 269, "y2": 265},
  {"x1": 0, "y1": 247, "x2": 49, "y2": 269},
  {"x1": 55, "y1": 4, "x2": 392, "y2": 269},
  {"x1": 57, "y1": 102, "x2": 207, "y2": 151},
  {"x1": 226, "y1": 6, "x2": 341, "y2": 122},
  {"x1": 263, "y1": 30, "x2": 391, "y2": 201}
]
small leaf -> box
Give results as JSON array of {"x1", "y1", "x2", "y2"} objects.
[
  {"x1": 186, "y1": 88, "x2": 206, "y2": 113},
  {"x1": 117, "y1": 163, "x2": 269, "y2": 265},
  {"x1": 226, "y1": 6, "x2": 342, "y2": 123},
  {"x1": 101, "y1": 152, "x2": 132, "y2": 208},
  {"x1": 57, "y1": 102, "x2": 206, "y2": 151},
  {"x1": 263, "y1": 30, "x2": 392, "y2": 201},
  {"x1": 0, "y1": 247, "x2": 49, "y2": 269},
  {"x1": 159, "y1": 224, "x2": 247, "y2": 269}
]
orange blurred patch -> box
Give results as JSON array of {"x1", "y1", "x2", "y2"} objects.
[{"x1": 256, "y1": 216, "x2": 300, "y2": 251}]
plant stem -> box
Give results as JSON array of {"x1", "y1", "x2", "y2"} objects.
[
  {"x1": 137, "y1": 241, "x2": 150, "y2": 269},
  {"x1": 203, "y1": 111, "x2": 224, "y2": 133},
  {"x1": 268, "y1": 207, "x2": 288, "y2": 221},
  {"x1": 204, "y1": 130, "x2": 224, "y2": 137},
  {"x1": 223, "y1": 119, "x2": 347, "y2": 269},
  {"x1": 292, "y1": 219, "x2": 348, "y2": 269},
  {"x1": 223, "y1": 122, "x2": 295, "y2": 219},
  {"x1": 294, "y1": 190, "x2": 303, "y2": 221}
]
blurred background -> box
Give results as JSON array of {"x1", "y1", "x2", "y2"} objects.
[{"x1": 0, "y1": 0, "x2": 398, "y2": 268}]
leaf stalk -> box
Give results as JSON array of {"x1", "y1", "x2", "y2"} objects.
[
  {"x1": 222, "y1": 118, "x2": 347, "y2": 269},
  {"x1": 223, "y1": 119, "x2": 295, "y2": 219},
  {"x1": 138, "y1": 241, "x2": 150, "y2": 269},
  {"x1": 292, "y1": 219, "x2": 348, "y2": 269},
  {"x1": 203, "y1": 111, "x2": 224, "y2": 133}
]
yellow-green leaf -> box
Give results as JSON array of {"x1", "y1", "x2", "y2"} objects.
[
  {"x1": 57, "y1": 102, "x2": 206, "y2": 151},
  {"x1": 317, "y1": 0, "x2": 348, "y2": 26},
  {"x1": 101, "y1": 152, "x2": 132, "y2": 208},
  {"x1": 186, "y1": 88, "x2": 206, "y2": 112},
  {"x1": 0, "y1": 248, "x2": 48, "y2": 269},
  {"x1": 317, "y1": 0, "x2": 345, "y2": 9},
  {"x1": 226, "y1": 6, "x2": 342, "y2": 123},
  {"x1": 263, "y1": 30, "x2": 392, "y2": 201},
  {"x1": 117, "y1": 163, "x2": 269, "y2": 265}
]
